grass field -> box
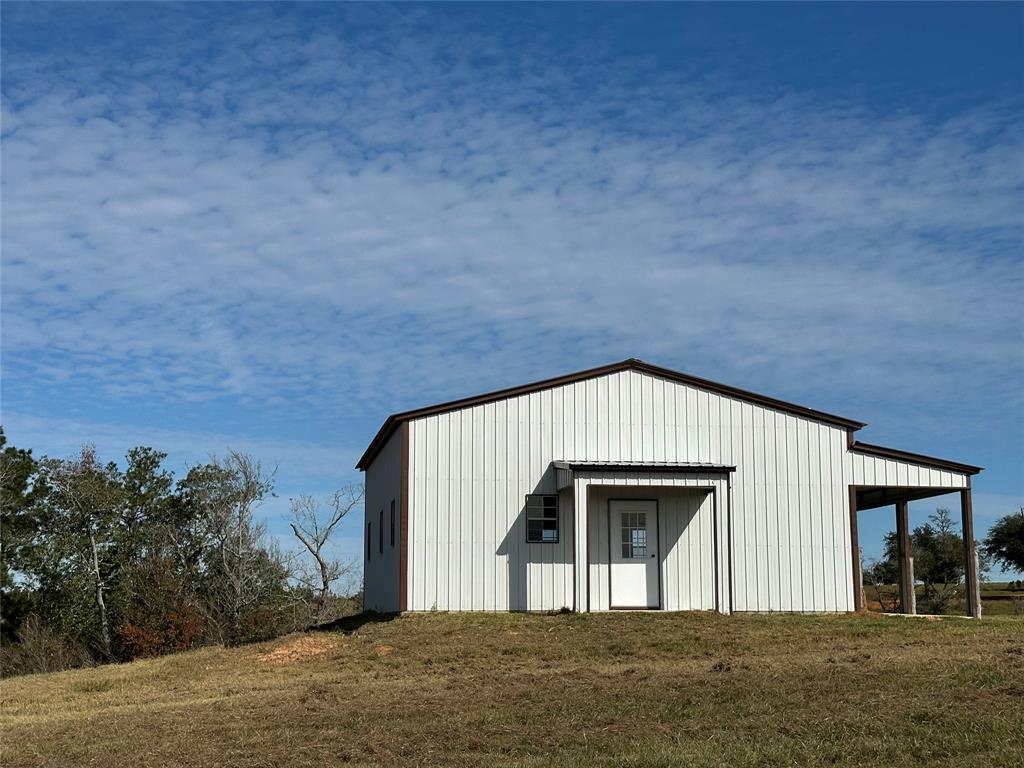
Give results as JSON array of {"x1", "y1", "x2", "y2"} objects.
[{"x1": 2, "y1": 611, "x2": 1023, "y2": 767}]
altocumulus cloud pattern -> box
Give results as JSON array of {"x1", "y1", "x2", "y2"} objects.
[{"x1": 2, "y1": 3, "x2": 1021, "y2": 558}]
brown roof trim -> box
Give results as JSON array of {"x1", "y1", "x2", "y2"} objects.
[
  {"x1": 556, "y1": 460, "x2": 736, "y2": 473},
  {"x1": 850, "y1": 441, "x2": 983, "y2": 476},
  {"x1": 356, "y1": 358, "x2": 867, "y2": 470}
]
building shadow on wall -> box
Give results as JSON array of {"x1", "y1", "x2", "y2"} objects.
[{"x1": 496, "y1": 469, "x2": 573, "y2": 611}]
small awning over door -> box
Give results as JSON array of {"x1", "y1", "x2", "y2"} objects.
[{"x1": 552, "y1": 461, "x2": 735, "y2": 491}]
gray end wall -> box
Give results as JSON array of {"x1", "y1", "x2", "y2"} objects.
[{"x1": 363, "y1": 427, "x2": 402, "y2": 612}]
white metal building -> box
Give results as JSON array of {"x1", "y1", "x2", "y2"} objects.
[{"x1": 358, "y1": 359, "x2": 982, "y2": 616}]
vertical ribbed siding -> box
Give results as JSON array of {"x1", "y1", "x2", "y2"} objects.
[
  {"x1": 849, "y1": 452, "x2": 968, "y2": 489},
  {"x1": 406, "y1": 369, "x2": 857, "y2": 613}
]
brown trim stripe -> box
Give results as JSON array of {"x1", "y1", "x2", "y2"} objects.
[
  {"x1": 399, "y1": 421, "x2": 409, "y2": 612},
  {"x1": 848, "y1": 485, "x2": 863, "y2": 613},
  {"x1": 560, "y1": 461, "x2": 735, "y2": 474},
  {"x1": 356, "y1": 358, "x2": 866, "y2": 469}
]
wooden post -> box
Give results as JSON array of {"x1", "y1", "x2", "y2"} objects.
[
  {"x1": 961, "y1": 488, "x2": 981, "y2": 618},
  {"x1": 895, "y1": 500, "x2": 914, "y2": 614},
  {"x1": 973, "y1": 549, "x2": 982, "y2": 619}
]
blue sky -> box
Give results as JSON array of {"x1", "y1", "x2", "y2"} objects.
[{"x1": 2, "y1": 2, "x2": 1022, "y2": 579}]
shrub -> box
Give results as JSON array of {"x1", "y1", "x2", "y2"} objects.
[
  {"x1": 116, "y1": 606, "x2": 206, "y2": 659},
  {"x1": 0, "y1": 615, "x2": 93, "y2": 676}
]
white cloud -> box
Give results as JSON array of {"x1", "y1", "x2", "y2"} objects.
[{"x1": 2, "y1": 4, "x2": 1021, "y2": 556}]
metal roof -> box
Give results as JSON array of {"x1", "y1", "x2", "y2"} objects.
[{"x1": 553, "y1": 460, "x2": 735, "y2": 473}]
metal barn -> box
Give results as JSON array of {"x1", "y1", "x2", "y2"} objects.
[{"x1": 357, "y1": 359, "x2": 982, "y2": 616}]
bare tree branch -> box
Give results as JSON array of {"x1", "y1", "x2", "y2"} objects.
[{"x1": 289, "y1": 485, "x2": 362, "y2": 622}]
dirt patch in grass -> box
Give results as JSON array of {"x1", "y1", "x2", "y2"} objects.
[
  {"x1": 254, "y1": 635, "x2": 339, "y2": 665},
  {"x1": 2, "y1": 612, "x2": 1022, "y2": 768}
]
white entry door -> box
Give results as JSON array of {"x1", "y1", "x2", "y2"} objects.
[{"x1": 609, "y1": 500, "x2": 660, "y2": 608}]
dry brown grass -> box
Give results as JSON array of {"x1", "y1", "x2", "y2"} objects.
[{"x1": 2, "y1": 611, "x2": 1022, "y2": 767}]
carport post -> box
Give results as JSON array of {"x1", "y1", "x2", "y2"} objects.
[
  {"x1": 895, "y1": 500, "x2": 915, "y2": 614},
  {"x1": 960, "y1": 488, "x2": 981, "y2": 618},
  {"x1": 848, "y1": 486, "x2": 864, "y2": 612}
]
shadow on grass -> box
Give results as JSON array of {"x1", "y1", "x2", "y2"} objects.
[{"x1": 311, "y1": 611, "x2": 398, "y2": 635}]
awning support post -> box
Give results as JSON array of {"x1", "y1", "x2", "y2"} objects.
[
  {"x1": 961, "y1": 488, "x2": 981, "y2": 618},
  {"x1": 895, "y1": 500, "x2": 915, "y2": 615},
  {"x1": 848, "y1": 486, "x2": 863, "y2": 612}
]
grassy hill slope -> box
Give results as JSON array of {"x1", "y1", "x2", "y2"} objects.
[{"x1": 2, "y1": 612, "x2": 1022, "y2": 767}]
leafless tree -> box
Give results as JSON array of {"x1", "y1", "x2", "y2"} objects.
[
  {"x1": 862, "y1": 556, "x2": 901, "y2": 614},
  {"x1": 183, "y1": 450, "x2": 284, "y2": 642},
  {"x1": 289, "y1": 485, "x2": 363, "y2": 623}
]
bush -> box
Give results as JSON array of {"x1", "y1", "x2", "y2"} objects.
[
  {"x1": 116, "y1": 606, "x2": 206, "y2": 659},
  {"x1": 116, "y1": 623, "x2": 165, "y2": 658},
  {"x1": 0, "y1": 615, "x2": 93, "y2": 677}
]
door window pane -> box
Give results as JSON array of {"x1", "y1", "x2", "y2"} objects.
[{"x1": 620, "y1": 511, "x2": 648, "y2": 559}]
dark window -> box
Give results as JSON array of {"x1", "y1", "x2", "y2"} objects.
[
  {"x1": 366, "y1": 522, "x2": 372, "y2": 561},
  {"x1": 526, "y1": 494, "x2": 559, "y2": 543},
  {"x1": 379, "y1": 509, "x2": 384, "y2": 554},
  {"x1": 390, "y1": 500, "x2": 396, "y2": 547}
]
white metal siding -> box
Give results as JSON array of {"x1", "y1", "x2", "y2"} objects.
[
  {"x1": 363, "y1": 428, "x2": 402, "y2": 612},
  {"x1": 406, "y1": 369, "x2": 857, "y2": 613},
  {"x1": 408, "y1": 396, "x2": 576, "y2": 612},
  {"x1": 849, "y1": 452, "x2": 969, "y2": 489}
]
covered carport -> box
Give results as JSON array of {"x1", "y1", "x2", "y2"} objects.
[{"x1": 848, "y1": 441, "x2": 983, "y2": 618}]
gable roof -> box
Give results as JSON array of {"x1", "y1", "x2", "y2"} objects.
[{"x1": 356, "y1": 358, "x2": 866, "y2": 470}]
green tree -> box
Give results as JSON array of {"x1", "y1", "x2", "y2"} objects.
[
  {"x1": 32, "y1": 446, "x2": 125, "y2": 656},
  {"x1": 4, "y1": 439, "x2": 301, "y2": 671},
  {"x1": 107, "y1": 448, "x2": 205, "y2": 656},
  {"x1": 28, "y1": 445, "x2": 186, "y2": 659},
  {"x1": 0, "y1": 428, "x2": 41, "y2": 643},
  {"x1": 910, "y1": 509, "x2": 967, "y2": 614},
  {"x1": 984, "y1": 508, "x2": 1024, "y2": 574}
]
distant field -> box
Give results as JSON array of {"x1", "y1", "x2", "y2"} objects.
[
  {"x1": 2, "y1": 612, "x2": 1022, "y2": 767},
  {"x1": 861, "y1": 581, "x2": 1024, "y2": 616},
  {"x1": 982, "y1": 582, "x2": 1024, "y2": 616}
]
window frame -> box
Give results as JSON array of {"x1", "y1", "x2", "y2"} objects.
[{"x1": 525, "y1": 493, "x2": 559, "y2": 544}]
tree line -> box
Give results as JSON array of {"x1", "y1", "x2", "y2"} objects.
[{"x1": 0, "y1": 428, "x2": 362, "y2": 675}]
